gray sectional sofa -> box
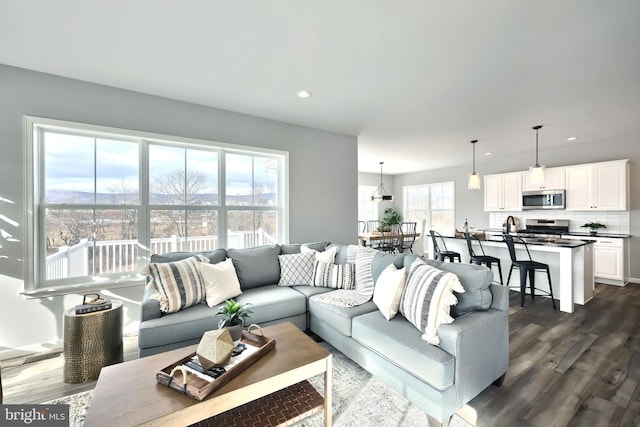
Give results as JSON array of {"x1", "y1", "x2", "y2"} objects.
[{"x1": 139, "y1": 242, "x2": 509, "y2": 425}]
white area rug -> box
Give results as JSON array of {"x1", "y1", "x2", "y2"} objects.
[{"x1": 45, "y1": 342, "x2": 473, "y2": 427}]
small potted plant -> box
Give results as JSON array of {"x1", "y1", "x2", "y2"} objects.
[
  {"x1": 216, "y1": 299, "x2": 252, "y2": 343},
  {"x1": 379, "y1": 208, "x2": 402, "y2": 232},
  {"x1": 581, "y1": 222, "x2": 606, "y2": 236}
]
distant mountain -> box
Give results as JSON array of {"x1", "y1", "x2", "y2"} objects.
[{"x1": 44, "y1": 189, "x2": 275, "y2": 205}]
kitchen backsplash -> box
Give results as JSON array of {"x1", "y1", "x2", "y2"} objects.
[{"x1": 489, "y1": 211, "x2": 630, "y2": 234}]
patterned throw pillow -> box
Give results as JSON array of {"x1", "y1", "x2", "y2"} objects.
[
  {"x1": 278, "y1": 251, "x2": 315, "y2": 286},
  {"x1": 312, "y1": 260, "x2": 356, "y2": 289},
  {"x1": 400, "y1": 258, "x2": 465, "y2": 345},
  {"x1": 145, "y1": 255, "x2": 209, "y2": 313}
]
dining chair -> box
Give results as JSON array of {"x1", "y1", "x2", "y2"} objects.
[
  {"x1": 375, "y1": 224, "x2": 401, "y2": 253},
  {"x1": 366, "y1": 220, "x2": 381, "y2": 233},
  {"x1": 463, "y1": 232, "x2": 503, "y2": 285},
  {"x1": 396, "y1": 222, "x2": 417, "y2": 253},
  {"x1": 358, "y1": 220, "x2": 367, "y2": 233},
  {"x1": 503, "y1": 234, "x2": 556, "y2": 309},
  {"x1": 429, "y1": 230, "x2": 461, "y2": 262}
]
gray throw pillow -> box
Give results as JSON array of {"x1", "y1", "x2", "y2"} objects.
[
  {"x1": 227, "y1": 245, "x2": 281, "y2": 289},
  {"x1": 150, "y1": 249, "x2": 227, "y2": 265},
  {"x1": 425, "y1": 259, "x2": 493, "y2": 317}
]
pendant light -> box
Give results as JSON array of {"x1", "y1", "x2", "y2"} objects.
[
  {"x1": 371, "y1": 162, "x2": 393, "y2": 202},
  {"x1": 468, "y1": 139, "x2": 481, "y2": 190},
  {"x1": 530, "y1": 125, "x2": 545, "y2": 187}
]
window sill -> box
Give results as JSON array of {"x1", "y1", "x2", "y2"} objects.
[{"x1": 22, "y1": 278, "x2": 146, "y2": 299}]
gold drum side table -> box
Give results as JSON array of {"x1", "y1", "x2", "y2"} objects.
[{"x1": 63, "y1": 300, "x2": 123, "y2": 383}]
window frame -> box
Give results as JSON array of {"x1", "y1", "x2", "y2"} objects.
[
  {"x1": 402, "y1": 181, "x2": 455, "y2": 234},
  {"x1": 24, "y1": 116, "x2": 288, "y2": 297}
]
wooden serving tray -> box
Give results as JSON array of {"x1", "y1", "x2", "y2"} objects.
[{"x1": 156, "y1": 328, "x2": 276, "y2": 401}]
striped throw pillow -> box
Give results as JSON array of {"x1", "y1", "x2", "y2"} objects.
[
  {"x1": 400, "y1": 258, "x2": 465, "y2": 345},
  {"x1": 312, "y1": 260, "x2": 355, "y2": 289},
  {"x1": 145, "y1": 255, "x2": 209, "y2": 313}
]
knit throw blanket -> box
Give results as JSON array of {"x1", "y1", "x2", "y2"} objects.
[{"x1": 314, "y1": 245, "x2": 377, "y2": 308}]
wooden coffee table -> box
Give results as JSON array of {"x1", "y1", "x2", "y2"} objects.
[{"x1": 83, "y1": 322, "x2": 332, "y2": 427}]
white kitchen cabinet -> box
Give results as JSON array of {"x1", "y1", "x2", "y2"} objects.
[
  {"x1": 565, "y1": 160, "x2": 629, "y2": 211},
  {"x1": 590, "y1": 237, "x2": 628, "y2": 286},
  {"x1": 484, "y1": 172, "x2": 522, "y2": 211},
  {"x1": 522, "y1": 166, "x2": 565, "y2": 191}
]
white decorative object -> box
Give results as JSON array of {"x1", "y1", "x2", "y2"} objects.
[{"x1": 196, "y1": 329, "x2": 234, "y2": 369}]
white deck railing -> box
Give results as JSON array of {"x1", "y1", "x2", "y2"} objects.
[{"x1": 45, "y1": 230, "x2": 277, "y2": 280}]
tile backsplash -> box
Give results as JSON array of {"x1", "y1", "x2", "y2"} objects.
[{"x1": 489, "y1": 211, "x2": 630, "y2": 234}]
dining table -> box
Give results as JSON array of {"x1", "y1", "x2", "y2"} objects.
[{"x1": 357, "y1": 231, "x2": 421, "y2": 247}]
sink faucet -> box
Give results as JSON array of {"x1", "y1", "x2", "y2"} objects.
[{"x1": 506, "y1": 216, "x2": 516, "y2": 233}]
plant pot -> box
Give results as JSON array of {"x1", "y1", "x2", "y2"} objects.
[
  {"x1": 223, "y1": 322, "x2": 244, "y2": 344},
  {"x1": 589, "y1": 230, "x2": 598, "y2": 236}
]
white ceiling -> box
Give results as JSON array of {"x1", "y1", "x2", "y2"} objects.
[{"x1": 1, "y1": 1, "x2": 639, "y2": 174}]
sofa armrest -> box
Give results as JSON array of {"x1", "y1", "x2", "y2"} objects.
[
  {"x1": 438, "y1": 308, "x2": 509, "y2": 406},
  {"x1": 141, "y1": 288, "x2": 162, "y2": 322},
  {"x1": 490, "y1": 283, "x2": 509, "y2": 311}
]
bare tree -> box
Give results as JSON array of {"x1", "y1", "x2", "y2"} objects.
[
  {"x1": 108, "y1": 179, "x2": 138, "y2": 240},
  {"x1": 151, "y1": 169, "x2": 208, "y2": 237}
]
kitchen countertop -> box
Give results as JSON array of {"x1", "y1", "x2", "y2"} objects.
[
  {"x1": 445, "y1": 233, "x2": 594, "y2": 248},
  {"x1": 482, "y1": 228, "x2": 630, "y2": 239}
]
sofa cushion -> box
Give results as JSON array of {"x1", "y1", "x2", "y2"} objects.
[
  {"x1": 145, "y1": 255, "x2": 209, "y2": 313},
  {"x1": 312, "y1": 260, "x2": 355, "y2": 289},
  {"x1": 150, "y1": 249, "x2": 227, "y2": 264},
  {"x1": 139, "y1": 285, "x2": 306, "y2": 349},
  {"x1": 279, "y1": 244, "x2": 302, "y2": 254},
  {"x1": 425, "y1": 260, "x2": 493, "y2": 317},
  {"x1": 199, "y1": 258, "x2": 242, "y2": 307},
  {"x1": 227, "y1": 245, "x2": 280, "y2": 289},
  {"x1": 329, "y1": 244, "x2": 350, "y2": 265},
  {"x1": 373, "y1": 263, "x2": 407, "y2": 320},
  {"x1": 301, "y1": 242, "x2": 331, "y2": 252},
  {"x1": 351, "y1": 311, "x2": 455, "y2": 390},
  {"x1": 400, "y1": 258, "x2": 464, "y2": 345},
  {"x1": 230, "y1": 285, "x2": 307, "y2": 325},
  {"x1": 371, "y1": 252, "x2": 405, "y2": 283},
  {"x1": 278, "y1": 251, "x2": 315, "y2": 286},
  {"x1": 309, "y1": 295, "x2": 377, "y2": 336}
]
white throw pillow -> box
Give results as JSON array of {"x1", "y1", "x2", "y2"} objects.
[
  {"x1": 373, "y1": 264, "x2": 407, "y2": 320},
  {"x1": 199, "y1": 258, "x2": 243, "y2": 307},
  {"x1": 302, "y1": 245, "x2": 337, "y2": 264}
]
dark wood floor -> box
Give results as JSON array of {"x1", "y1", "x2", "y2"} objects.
[
  {"x1": 1, "y1": 283, "x2": 639, "y2": 426},
  {"x1": 461, "y1": 282, "x2": 640, "y2": 427}
]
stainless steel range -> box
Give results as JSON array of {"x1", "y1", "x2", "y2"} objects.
[{"x1": 516, "y1": 219, "x2": 570, "y2": 238}]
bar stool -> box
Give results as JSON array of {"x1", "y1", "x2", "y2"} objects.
[
  {"x1": 429, "y1": 230, "x2": 461, "y2": 262},
  {"x1": 463, "y1": 232, "x2": 504, "y2": 285},
  {"x1": 503, "y1": 235, "x2": 556, "y2": 309}
]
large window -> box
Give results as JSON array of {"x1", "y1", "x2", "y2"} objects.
[
  {"x1": 403, "y1": 182, "x2": 455, "y2": 234},
  {"x1": 357, "y1": 185, "x2": 379, "y2": 222},
  {"x1": 25, "y1": 117, "x2": 287, "y2": 295}
]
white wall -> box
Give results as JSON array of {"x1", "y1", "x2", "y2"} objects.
[
  {"x1": 0, "y1": 64, "x2": 358, "y2": 357},
  {"x1": 393, "y1": 139, "x2": 640, "y2": 280}
]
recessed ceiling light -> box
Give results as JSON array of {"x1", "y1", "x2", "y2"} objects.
[
  {"x1": 484, "y1": 152, "x2": 493, "y2": 156},
  {"x1": 297, "y1": 90, "x2": 312, "y2": 99},
  {"x1": 566, "y1": 137, "x2": 578, "y2": 141}
]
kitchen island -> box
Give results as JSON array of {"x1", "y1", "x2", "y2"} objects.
[{"x1": 434, "y1": 234, "x2": 594, "y2": 314}]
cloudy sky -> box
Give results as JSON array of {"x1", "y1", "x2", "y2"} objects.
[{"x1": 43, "y1": 131, "x2": 278, "y2": 201}]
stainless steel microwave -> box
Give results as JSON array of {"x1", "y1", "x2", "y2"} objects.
[{"x1": 522, "y1": 190, "x2": 565, "y2": 210}]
